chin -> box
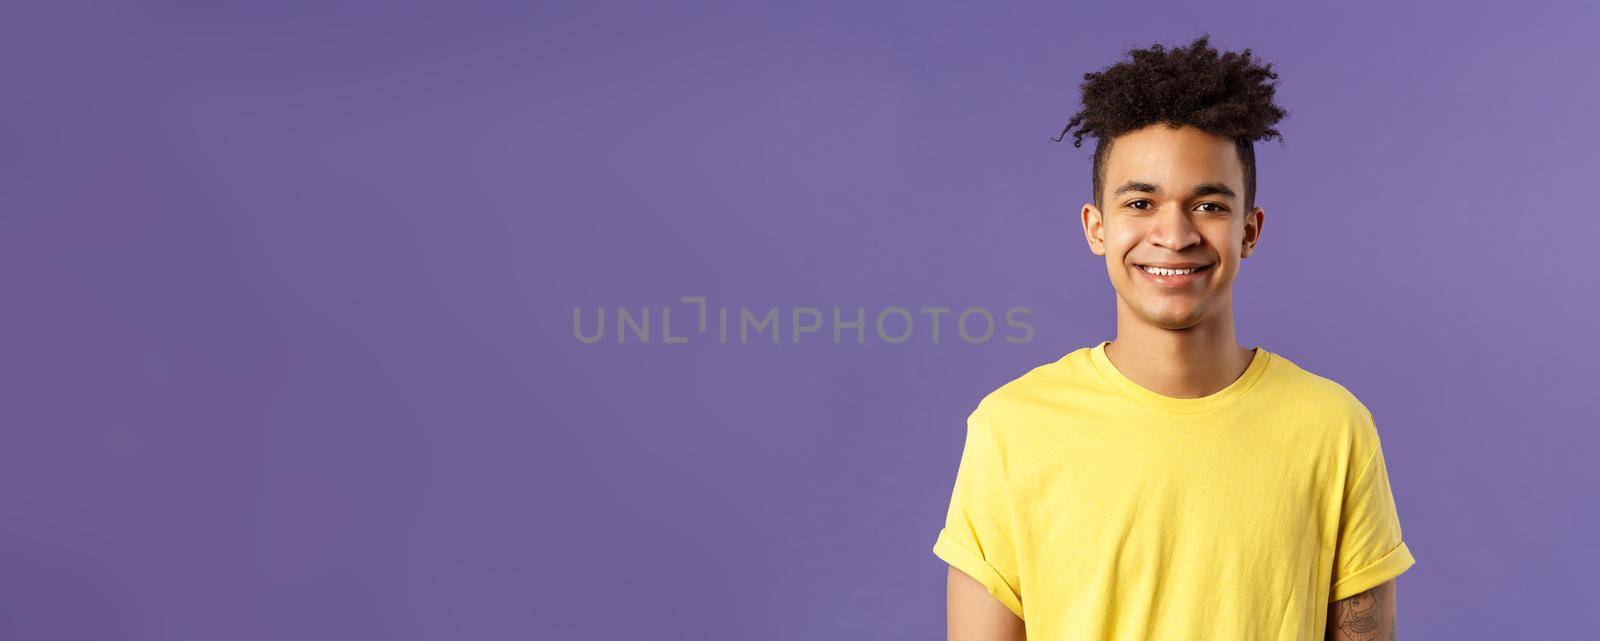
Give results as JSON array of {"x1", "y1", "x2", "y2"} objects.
[
  {"x1": 1145, "y1": 317, "x2": 1205, "y2": 331},
  {"x1": 1137, "y1": 305, "x2": 1209, "y2": 330}
]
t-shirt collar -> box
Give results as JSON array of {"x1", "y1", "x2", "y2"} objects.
[{"x1": 1088, "y1": 340, "x2": 1274, "y2": 415}]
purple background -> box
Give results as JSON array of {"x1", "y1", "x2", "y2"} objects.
[{"x1": 3, "y1": 1, "x2": 1596, "y2": 639}]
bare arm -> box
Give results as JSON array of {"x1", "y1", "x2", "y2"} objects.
[
  {"x1": 947, "y1": 566, "x2": 1025, "y2": 641},
  {"x1": 1327, "y1": 579, "x2": 1397, "y2": 641}
]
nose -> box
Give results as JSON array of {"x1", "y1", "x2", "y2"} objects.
[{"x1": 1148, "y1": 203, "x2": 1202, "y2": 251}]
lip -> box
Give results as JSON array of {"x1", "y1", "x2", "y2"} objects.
[{"x1": 1134, "y1": 263, "x2": 1213, "y2": 287}]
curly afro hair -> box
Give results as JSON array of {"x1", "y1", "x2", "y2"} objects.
[{"x1": 1052, "y1": 34, "x2": 1288, "y2": 212}]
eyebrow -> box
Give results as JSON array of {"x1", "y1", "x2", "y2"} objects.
[{"x1": 1112, "y1": 180, "x2": 1237, "y2": 201}]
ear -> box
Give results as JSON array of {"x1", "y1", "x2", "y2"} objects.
[
  {"x1": 1082, "y1": 203, "x2": 1106, "y2": 256},
  {"x1": 1240, "y1": 207, "x2": 1264, "y2": 259}
]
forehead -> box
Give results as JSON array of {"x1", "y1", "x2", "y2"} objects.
[{"x1": 1103, "y1": 124, "x2": 1244, "y2": 192}]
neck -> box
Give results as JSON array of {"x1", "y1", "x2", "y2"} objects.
[{"x1": 1104, "y1": 300, "x2": 1254, "y2": 399}]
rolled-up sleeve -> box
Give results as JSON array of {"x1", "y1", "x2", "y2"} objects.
[
  {"x1": 1329, "y1": 425, "x2": 1416, "y2": 602},
  {"x1": 933, "y1": 403, "x2": 1024, "y2": 619}
]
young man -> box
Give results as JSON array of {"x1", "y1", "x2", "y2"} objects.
[{"x1": 933, "y1": 35, "x2": 1415, "y2": 640}]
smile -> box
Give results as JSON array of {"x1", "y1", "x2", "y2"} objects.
[
  {"x1": 1139, "y1": 265, "x2": 1209, "y2": 276},
  {"x1": 1136, "y1": 263, "x2": 1213, "y2": 285}
]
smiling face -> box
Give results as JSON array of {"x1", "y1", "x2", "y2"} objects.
[{"x1": 1081, "y1": 123, "x2": 1264, "y2": 331}]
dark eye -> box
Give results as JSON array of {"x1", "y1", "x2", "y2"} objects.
[
  {"x1": 1197, "y1": 202, "x2": 1228, "y2": 213},
  {"x1": 1127, "y1": 199, "x2": 1153, "y2": 210}
]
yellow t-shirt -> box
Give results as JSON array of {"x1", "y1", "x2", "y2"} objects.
[{"x1": 933, "y1": 341, "x2": 1415, "y2": 639}]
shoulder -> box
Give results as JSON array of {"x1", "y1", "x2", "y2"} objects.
[
  {"x1": 980, "y1": 347, "x2": 1088, "y2": 402},
  {"x1": 1263, "y1": 349, "x2": 1382, "y2": 446},
  {"x1": 963, "y1": 348, "x2": 1095, "y2": 435},
  {"x1": 1264, "y1": 351, "x2": 1372, "y2": 414}
]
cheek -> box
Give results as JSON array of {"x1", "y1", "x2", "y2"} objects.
[
  {"x1": 1208, "y1": 223, "x2": 1245, "y2": 249},
  {"x1": 1103, "y1": 232, "x2": 1141, "y2": 261}
]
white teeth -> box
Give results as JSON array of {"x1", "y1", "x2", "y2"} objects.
[{"x1": 1141, "y1": 265, "x2": 1202, "y2": 276}]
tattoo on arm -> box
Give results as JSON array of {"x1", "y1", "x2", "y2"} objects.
[{"x1": 1329, "y1": 581, "x2": 1396, "y2": 641}]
